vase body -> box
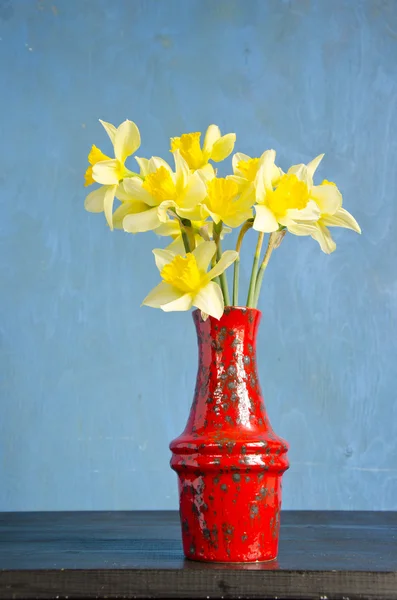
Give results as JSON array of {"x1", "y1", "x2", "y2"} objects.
[{"x1": 170, "y1": 307, "x2": 289, "y2": 562}]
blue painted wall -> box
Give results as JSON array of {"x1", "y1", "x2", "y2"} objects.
[{"x1": 1, "y1": 0, "x2": 397, "y2": 511}]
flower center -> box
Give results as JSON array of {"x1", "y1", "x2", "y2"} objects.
[
  {"x1": 171, "y1": 132, "x2": 205, "y2": 170},
  {"x1": 237, "y1": 157, "x2": 260, "y2": 181},
  {"x1": 206, "y1": 178, "x2": 239, "y2": 217},
  {"x1": 266, "y1": 174, "x2": 309, "y2": 218},
  {"x1": 143, "y1": 166, "x2": 176, "y2": 203},
  {"x1": 161, "y1": 254, "x2": 203, "y2": 293}
]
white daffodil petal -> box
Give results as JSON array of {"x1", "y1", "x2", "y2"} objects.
[
  {"x1": 114, "y1": 120, "x2": 141, "y2": 163},
  {"x1": 92, "y1": 159, "x2": 120, "y2": 185},
  {"x1": 99, "y1": 119, "x2": 117, "y2": 144},
  {"x1": 285, "y1": 200, "x2": 320, "y2": 222},
  {"x1": 223, "y1": 208, "x2": 254, "y2": 229},
  {"x1": 155, "y1": 221, "x2": 181, "y2": 237},
  {"x1": 192, "y1": 241, "x2": 217, "y2": 271},
  {"x1": 253, "y1": 204, "x2": 279, "y2": 233},
  {"x1": 84, "y1": 186, "x2": 106, "y2": 213},
  {"x1": 157, "y1": 200, "x2": 176, "y2": 223},
  {"x1": 123, "y1": 207, "x2": 161, "y2": 233},
  {"x1": 288, "y1": 163, "x2": 311, "y2": 186},
  {"x1": 203, "y1": 124, "x2": 221, "y2": 154},
  {"x1": 135, "y1": 156, "x2": 150, "y2": 176},
  {"x1": 197, "y1": 163, "x2": 216, "y2": 182},
  {"x1": 122, "y1": 177, "x2": 158, "y2": 206},
  {"x1": 103, "y1": 185, "x2": 117, "y2": 230},
  {"x1": 311, "y1": 184, "x2": 342, "y2": 215},
  {"x1": 321, "y1": 207, "x2": 361, "y2": 233},
  {"x1": 165, "y1": 235, "x2": 185, "y2": 253},
  {"x1": 311, "y1": 223, "x2": 336, "y2": 254},
  {"x1": 177, "y1": 205, "x2": 204, "y2": 221},
  {"x1": 287, "y1": 222, "x2": 318, "y2": 237},
  {"x1": 207, "y1": 250, "x2": 238, "y2": 281},
  {"x1": 142, "y1": 282, "x2": 182, "y2": 308},
  {"x1": 200, "y1": 204, "x2": 222, "y2": 225},
  {"x1": 306, "y1": 153, "x2": 324, "y2": 179},
  {"x1": 148, "y1": 156, "x2": 173, "y2": 173},
  {"x1": 181, "y1": 172, "x2": 207, "y2": 208},
  {"x1": 174, "y1": 150, "x2": 189, "y2": 190},
  {"x1": 153, "y1": 248, "x2": 177, "y2": 271},
  {"x1": 112, "y1": 200, "x2": 148, "y2": 229},
  {"x1": 161, "y1": 293, "x2": 193, "y2": 312},
  {"x1": 256, "y1": 149, "x2": 276, "y2": 198},
  {"x1": 210, "y1": 133, "x2": 236, "y2": 162},
  {"x1": 194, "y1": 281, "x2": 224, "y2": 320}
]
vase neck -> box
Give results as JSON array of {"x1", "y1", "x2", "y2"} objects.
[{"x1": 185, "y1": 307, "x2": 274, "y2": 435}]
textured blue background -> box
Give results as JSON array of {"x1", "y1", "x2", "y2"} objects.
[{"x1": 1, "y1": 0, "x2": 396, "y2": 511}]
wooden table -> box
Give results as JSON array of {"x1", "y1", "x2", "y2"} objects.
[{"x1": 0, "y1": 511, "x2": 396, "y2": 599}]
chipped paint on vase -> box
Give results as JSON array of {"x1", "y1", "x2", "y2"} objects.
[{"x1": 170, "y1": 307, "x2": 289, "y2": 562}]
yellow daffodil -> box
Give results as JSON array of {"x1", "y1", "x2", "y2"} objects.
[
  {"x1": 200, "y1": 177, "x2": 254, "y2": 228},
  {"x1": 252, "y1": 150, "x2": 325, "y2": 233},
  {"x1": 121, "y1": 151, "x2": 206, "y2": 234},
  {"x1": 287, "y1": 179, "x2": 361, "y2": 254},
  {"x1": 142, "y1": 242, "x2": 238, "y2": 319},
  {"x1": 170, "y1": 125, "x2": 236, "y2": 170},
  {"x1": 84, "y1": 119, "x2": 141, "y2": 230},
  {"x1": 230, "y1": 151, "x2": 282, "y2": 191}
]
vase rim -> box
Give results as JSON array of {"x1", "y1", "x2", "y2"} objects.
[{"x1": 192, "y1": 306, "x2": 262, "y2": 317}]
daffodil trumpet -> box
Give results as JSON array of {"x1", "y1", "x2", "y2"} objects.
[{"x1": 84, "y1": 120, "x2": 361, "y2": 320}]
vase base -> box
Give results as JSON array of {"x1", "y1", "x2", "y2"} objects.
[{"x1": 184, "y1": 555, "x2": 278, "y2": 564}]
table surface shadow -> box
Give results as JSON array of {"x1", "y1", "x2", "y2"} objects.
[{"x1": 0, "y1": 510, "x2": 396, "y2": 599}]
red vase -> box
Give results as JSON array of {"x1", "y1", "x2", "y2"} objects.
[{"x1": 170, "y1": 306, "x2": 289, "y2": 562}]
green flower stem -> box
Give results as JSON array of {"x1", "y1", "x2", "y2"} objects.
[
  {"x1": 213, "y1": 222, "x2": 230, "y2": 306},
  {"x1": 246, "y1": 232, "x2": 264, "y2": 307},
  {"x1": 233, "y1": 221, "x2": 253, "y2": 306},
  {"x1": 181, "y1": 228, "x2": 191, "y2": 253},
  {"x1": 253, "y1": 232, "x2": 277, "y2": 307}
]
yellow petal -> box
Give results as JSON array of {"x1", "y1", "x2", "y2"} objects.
[
  {"x1": 142, "y1": 282, "x2": 182, "y2": 308},
  {"x1": 321, "y1": 207, "x2": 361, "y2": 233},
  {"x1": 84, "y1": 186, "x2": 106, "y2": 213},
  {"x1": 161, "y1": 293, "x2": 193, "y2": 312},
  {"x1": 232, "y1": 152, "x2": 251, "y2": 176},
  {"x1": 123, "y1": 206, "x2": 161, "y2": 233},
  {"x1": 84, "y1": 166, "x2": 95, "y2": 187},
  {"x1": 203, "y1": 124, "x2": 221, "y2": 154},
  {"x1": 92, "y1": 159, "x2": 121, "y2": 185},
  {"x1": 88, "y1": 144, "x2": 111, "y2": 166},
  {"x1": 210, "y1": 133, "x2": 236, "y2": 162},
  {"x1": 207, "y1": 250, "x2": 238, "y2": 280},
  {"x1": 193, "y1": 281, "x2": 224, "y2": 320},
  {"x1": 114, "y1": 120, "x2": 141, "y2": 163},
  {"x1": 103, "y1": 185, "x2": 117, "y2": 230},
  {"x1": 192, "y1": 241, "x2": 217, "y2": 272},
  {"x1": 253, "y1": 204, "x2": 279, "y2": 232},
  {"x1": 99, "y1": 119, "x2": 117, "y2": 144}
]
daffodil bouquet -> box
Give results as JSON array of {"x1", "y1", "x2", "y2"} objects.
[{"x1": 84, "y1": 120, "x2": 360, "y2": 320}]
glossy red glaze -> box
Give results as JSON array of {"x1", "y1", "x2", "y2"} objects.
[{"x1": 170, "y1": 307, "x2": 289, "y2": 563}]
